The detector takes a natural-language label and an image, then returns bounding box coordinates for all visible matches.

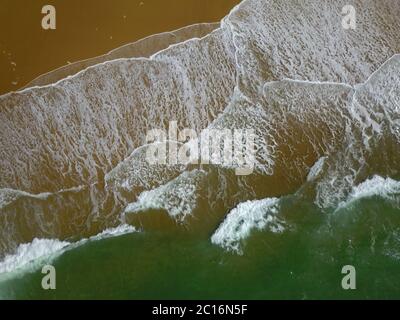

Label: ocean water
[1,0,400,299]
[1,194,399,299]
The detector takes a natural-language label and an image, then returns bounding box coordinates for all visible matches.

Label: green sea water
[0,196,399,300]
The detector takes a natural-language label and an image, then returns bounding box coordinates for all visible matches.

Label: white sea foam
[105,141,185,199]
[225,0,400,96]
[337,176,400,211]
[307,157,327,182]
[0,186,84,210]
[124,170,207,221]
[0,224,136,276]
[312,55,400,209]
[24,23,219,89]
[0,239,70,275]
[0,26,236,194]
[89,224,136,240]
[211,198,286,253]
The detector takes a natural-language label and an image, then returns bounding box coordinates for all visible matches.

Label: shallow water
[1,196,399,299]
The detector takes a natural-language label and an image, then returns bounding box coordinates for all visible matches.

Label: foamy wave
[211,198,286,253]
[337,176,400,211]
[124,170,207,221]
[0,225,136,276]
[89,224,136,240]
[0,239,70,275]
[105,141,185,200]
[307,157,327,182]
[0,186,84,210]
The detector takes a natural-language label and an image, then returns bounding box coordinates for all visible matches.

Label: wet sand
[0,0,240,95]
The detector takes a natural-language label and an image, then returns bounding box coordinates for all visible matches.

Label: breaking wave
[211,198,286,253]
[337,175,400,211]
[1,0,400,268]
[0,224,135,276]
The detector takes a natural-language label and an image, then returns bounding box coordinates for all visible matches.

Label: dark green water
[1,195,399,300]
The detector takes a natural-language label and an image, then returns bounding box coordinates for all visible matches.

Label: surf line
[152,304,186,318]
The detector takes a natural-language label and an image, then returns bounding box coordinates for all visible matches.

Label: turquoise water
[1,196,399,300]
